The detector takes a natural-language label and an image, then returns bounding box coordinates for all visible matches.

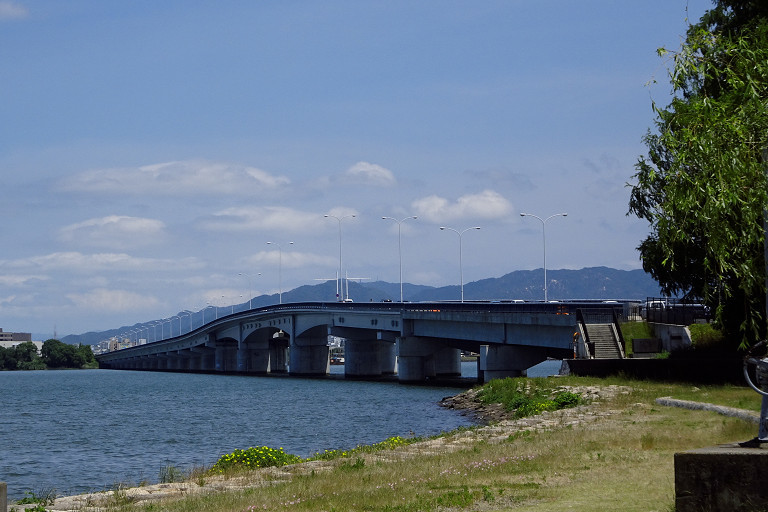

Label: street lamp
[179,311,192,335]
[267,241,294,304]
[439,226,481,303]
[324,214,356,301]
[520,212,568,302]
[239,272,261,309]
[382,216,417,302]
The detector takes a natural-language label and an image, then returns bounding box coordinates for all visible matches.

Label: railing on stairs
[576,308,625,359]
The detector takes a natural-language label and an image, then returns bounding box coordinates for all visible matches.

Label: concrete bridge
[96,301,622,383]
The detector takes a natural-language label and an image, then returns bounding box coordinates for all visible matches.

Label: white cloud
[0,1,27,20]
[66,288,162,312]
[411,190,513,223]
[2,252,203,273]
[58,215,166,249]
[248,249,336,269]
[0,274,47,286]
[202,206,326,233]
[344,162,396,187]
[61,159,290,196]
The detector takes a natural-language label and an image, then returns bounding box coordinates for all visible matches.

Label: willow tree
[629,1,768,348]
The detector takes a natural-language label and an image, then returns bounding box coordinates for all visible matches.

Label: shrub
[477,378,584,419]
[210,446,302,474]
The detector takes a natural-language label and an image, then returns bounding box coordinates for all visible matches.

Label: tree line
[0,339,97,370]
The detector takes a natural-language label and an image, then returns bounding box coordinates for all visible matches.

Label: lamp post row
[148,211,567,342]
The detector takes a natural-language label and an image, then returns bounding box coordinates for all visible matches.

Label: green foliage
[620,321,654,342]
[688,323,726,350]
[0,339,96,370]
[159,464,185,483]
[628,1,768,349]
[210,446,301,474]
[16,489,56,507]
[41,339,96,368]
[477,378,585,419]
[307,435,421,462]
[1,342,46,370]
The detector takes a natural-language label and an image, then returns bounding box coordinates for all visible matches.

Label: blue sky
[1,1,712,337]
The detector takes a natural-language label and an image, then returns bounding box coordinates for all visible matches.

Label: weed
[339,457,366,471]
[159,464,185,483]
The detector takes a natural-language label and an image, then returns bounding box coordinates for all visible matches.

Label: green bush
[210,446,301,474]
[477,378,584,419]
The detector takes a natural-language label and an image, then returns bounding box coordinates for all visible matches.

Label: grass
[69,375,760,512]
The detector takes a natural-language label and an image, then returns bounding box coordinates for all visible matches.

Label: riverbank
[10,377,761,511]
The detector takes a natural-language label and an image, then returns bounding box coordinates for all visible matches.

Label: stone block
[675,443,768,511]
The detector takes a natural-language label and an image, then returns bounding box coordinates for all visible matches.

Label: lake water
[0,368,474,500]
[0,360,561,500]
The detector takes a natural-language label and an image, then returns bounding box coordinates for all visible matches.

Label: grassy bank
[43,376,761,512]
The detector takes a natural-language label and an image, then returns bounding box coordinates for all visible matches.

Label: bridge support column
[381,341,397,375]
[290,329,329,376]
[344,339,396,378]
[237,342,270,374]
[479,344,547,382]
[270,339,289,373]
[215,343,238,372]
[434,348,461,377]
[397,337,460,383]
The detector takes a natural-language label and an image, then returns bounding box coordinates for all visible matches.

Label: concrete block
[675,443,768,511]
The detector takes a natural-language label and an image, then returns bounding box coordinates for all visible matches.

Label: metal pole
[520,212,567,301]
[325,214,355,301]
[267,242,293,304]
[383,216,417,302]
[440,226,480,303]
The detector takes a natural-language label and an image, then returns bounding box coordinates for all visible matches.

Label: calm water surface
[0,368,478,499]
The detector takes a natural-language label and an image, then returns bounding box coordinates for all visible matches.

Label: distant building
[0,328,32,347]
[0,328,42,353]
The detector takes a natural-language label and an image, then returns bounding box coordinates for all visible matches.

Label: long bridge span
[96,301,623,383]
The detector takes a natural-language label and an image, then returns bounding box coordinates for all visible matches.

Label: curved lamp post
[267,241,294,304]
[324,214,356,301]
[382,216,417,302]
[239,272,261,309]
[520,212,567,302]
[439,226,481,303]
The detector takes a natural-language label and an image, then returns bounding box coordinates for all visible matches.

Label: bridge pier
[215,341,238,372]
[396,336,461,383]
[479,344,547,382]
[344,338,397,378]
[270,338,289,373]
[237,342,271,374]
[290,326,329,376]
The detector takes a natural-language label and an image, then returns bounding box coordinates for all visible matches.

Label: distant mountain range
[63,266,661,346]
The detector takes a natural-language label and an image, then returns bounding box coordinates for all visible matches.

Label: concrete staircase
[587,323,623,359]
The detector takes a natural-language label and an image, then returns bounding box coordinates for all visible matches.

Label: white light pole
[267,241,294,304]
[439,226,481,303]
[382,216,417,302]
[239,272,261,309]
[520,212,568,302]
[179,311,192,334]
[324,214,356,301]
